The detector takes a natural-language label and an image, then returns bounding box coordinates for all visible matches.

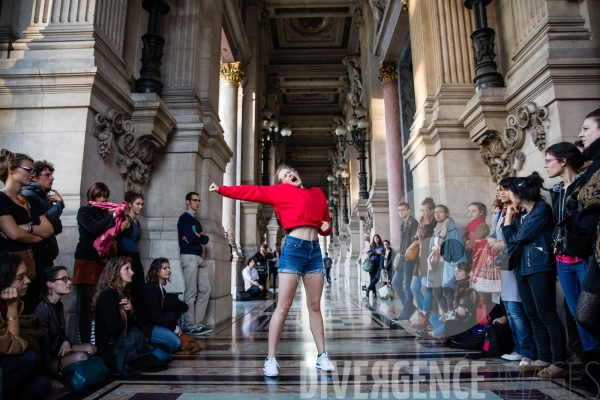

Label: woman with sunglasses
[35,266,97,388]
[0,149,54,313]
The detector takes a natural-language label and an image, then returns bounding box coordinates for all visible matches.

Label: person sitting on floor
[134,258,184,353]
[35,266,97,389]
[242,257,267,299]
[0,252,51,400]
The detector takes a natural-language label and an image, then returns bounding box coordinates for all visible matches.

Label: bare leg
[268,273,300,357]
[302,273,325,354]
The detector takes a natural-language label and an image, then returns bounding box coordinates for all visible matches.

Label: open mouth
[291,177,298,183]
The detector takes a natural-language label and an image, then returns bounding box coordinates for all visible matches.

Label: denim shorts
[277,235,324,276]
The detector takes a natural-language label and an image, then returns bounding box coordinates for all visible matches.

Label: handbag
[10,248,36,280]
[58,355,110,391]
[405,241,420,261]
[494,248,508,269]
[361,260,374,272]
[471,240,501,293]
[378,282,393,300]
[255,265,268,275]
[178,332,204,355]
[392,253,403,272]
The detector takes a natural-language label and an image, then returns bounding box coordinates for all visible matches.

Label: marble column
[219,62,244,244]
[379,63,404,251]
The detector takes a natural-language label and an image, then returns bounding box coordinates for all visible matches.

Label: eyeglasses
[52,276,72,283]
[544,158,561,165]
[398,208,408,212]
[16,165,33,173]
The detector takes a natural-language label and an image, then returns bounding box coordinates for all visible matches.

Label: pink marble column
[379,63,404,249]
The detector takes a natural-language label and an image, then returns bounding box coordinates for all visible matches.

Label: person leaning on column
[177,192,212,337]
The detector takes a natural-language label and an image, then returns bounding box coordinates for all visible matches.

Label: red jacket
[218,184,332,236]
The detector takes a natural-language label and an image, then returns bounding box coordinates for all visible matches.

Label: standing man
[322,253,333,286]
[178,192,212,336]
[252,244,271,287]
[391,202,419,323]
[22,160,64,269]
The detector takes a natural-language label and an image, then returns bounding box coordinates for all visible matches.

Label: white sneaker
[501,353,523,361]
[316,352,336,371]
[264,357,279,377]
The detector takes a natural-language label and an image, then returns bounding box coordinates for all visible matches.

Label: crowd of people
[0,107,598,395]
[359,108,600,390]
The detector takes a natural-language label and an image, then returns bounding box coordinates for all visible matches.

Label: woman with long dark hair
[503,172,567,378]
[93,256,168,374]
[73,182,117,343]
[210,165,333,377]
[363,234,384,300]
[35,266,97,387]
[118,191,145,297]
[0,149,54,312]
[0,252,51,399]
[463,202,490,263]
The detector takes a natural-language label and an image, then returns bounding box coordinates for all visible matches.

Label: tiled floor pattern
[53,280,595,399]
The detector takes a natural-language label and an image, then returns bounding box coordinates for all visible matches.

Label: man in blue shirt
[178,192,212,336]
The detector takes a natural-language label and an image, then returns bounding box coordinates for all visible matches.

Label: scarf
[466,216,486,240]
[433,217,450,238]
[416,215,434,244]
[89,201,128,257]
[453,278,470,309]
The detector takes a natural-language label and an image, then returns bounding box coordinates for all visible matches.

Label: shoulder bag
[404,241,420,261]
[361,260,374,272]
[58,355,110,392]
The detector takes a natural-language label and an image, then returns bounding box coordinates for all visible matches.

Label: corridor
[54,280,588,400]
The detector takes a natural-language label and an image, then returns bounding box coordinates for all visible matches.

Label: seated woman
[35,266,97,388]
[0,252,51,400]
[242,257,267,299]
[134,258,184,360]
[416,262,473,339]
[93,256,168,374]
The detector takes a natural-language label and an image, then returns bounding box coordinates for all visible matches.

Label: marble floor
[52,279,596,400]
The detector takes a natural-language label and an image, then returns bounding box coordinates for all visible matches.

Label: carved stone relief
[92,109,162,195]
[342,54,363,109]
[353,0,367,29]
[478,102,550,182]
[258,0,270,31]
[361,210,373,237]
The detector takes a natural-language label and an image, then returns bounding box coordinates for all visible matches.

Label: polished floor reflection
[53,279,593,399]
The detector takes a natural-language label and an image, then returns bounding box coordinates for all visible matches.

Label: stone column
[219,62,244,245]
[379,63,404,251]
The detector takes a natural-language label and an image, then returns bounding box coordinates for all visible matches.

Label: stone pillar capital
[220,62,245,87]
[378,62,398,84]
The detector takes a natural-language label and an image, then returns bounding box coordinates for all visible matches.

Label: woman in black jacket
[363,234,384,299]
[73,182,117,343]
[35,266,97,387]
[502,172,567,379]
[93,256,167,373]
[134,258,184,360]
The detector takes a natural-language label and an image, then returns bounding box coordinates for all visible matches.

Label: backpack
[483,323,513,356]
[236,291,252,301]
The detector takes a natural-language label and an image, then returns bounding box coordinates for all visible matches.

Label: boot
[412,312,430,329]
[565,350,600,395]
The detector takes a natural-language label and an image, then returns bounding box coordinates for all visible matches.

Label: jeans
[418,282,435,313]
[503,300,535,359]
[150,326,181,362]
[429,313,446,337]
[325,267,331,284]
[392,260,416,318]
[432,286,448,313]
[0,350,51,400]
[517,271,567,365]
[367,266,381,293]
[557,259,600,351]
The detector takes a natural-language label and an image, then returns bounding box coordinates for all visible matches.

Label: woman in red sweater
[209,165,334,377]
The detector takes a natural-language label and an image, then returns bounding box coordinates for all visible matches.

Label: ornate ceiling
[262,1,359,192]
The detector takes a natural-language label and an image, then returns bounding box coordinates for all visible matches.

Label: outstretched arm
[209,183,281,205]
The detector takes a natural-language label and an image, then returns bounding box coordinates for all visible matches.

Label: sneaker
[264,357,279,377]
[192,324,213,336]
[316,352,336,371]
[501,353,523,361]
[183,326,201,335]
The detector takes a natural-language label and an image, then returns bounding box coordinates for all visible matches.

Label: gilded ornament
[219,62,245,84]
[378,62,398,83]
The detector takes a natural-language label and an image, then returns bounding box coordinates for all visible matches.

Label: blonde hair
[274,164,297,183]
[91,256,131,312]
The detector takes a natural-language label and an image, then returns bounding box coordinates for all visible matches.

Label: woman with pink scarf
[463,202,490,264]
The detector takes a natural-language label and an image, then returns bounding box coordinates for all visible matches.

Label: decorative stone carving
[339,75,351,110]
[478,102,550,182]
[267,74,281,95]
[92,109,161,194]
[378,62,398,83]
[258,0,270,31]
[368,0,386,25]
[353,0,367,29]
[361,210,373,237]
[219,62,245,85]
[342,54,363,108]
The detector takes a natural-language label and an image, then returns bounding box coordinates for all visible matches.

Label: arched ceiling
[262,1,359,192]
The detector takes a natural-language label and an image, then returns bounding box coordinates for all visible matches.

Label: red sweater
[218,184,332,236]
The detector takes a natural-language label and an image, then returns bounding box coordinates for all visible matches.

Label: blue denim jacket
[501,201,555,279]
